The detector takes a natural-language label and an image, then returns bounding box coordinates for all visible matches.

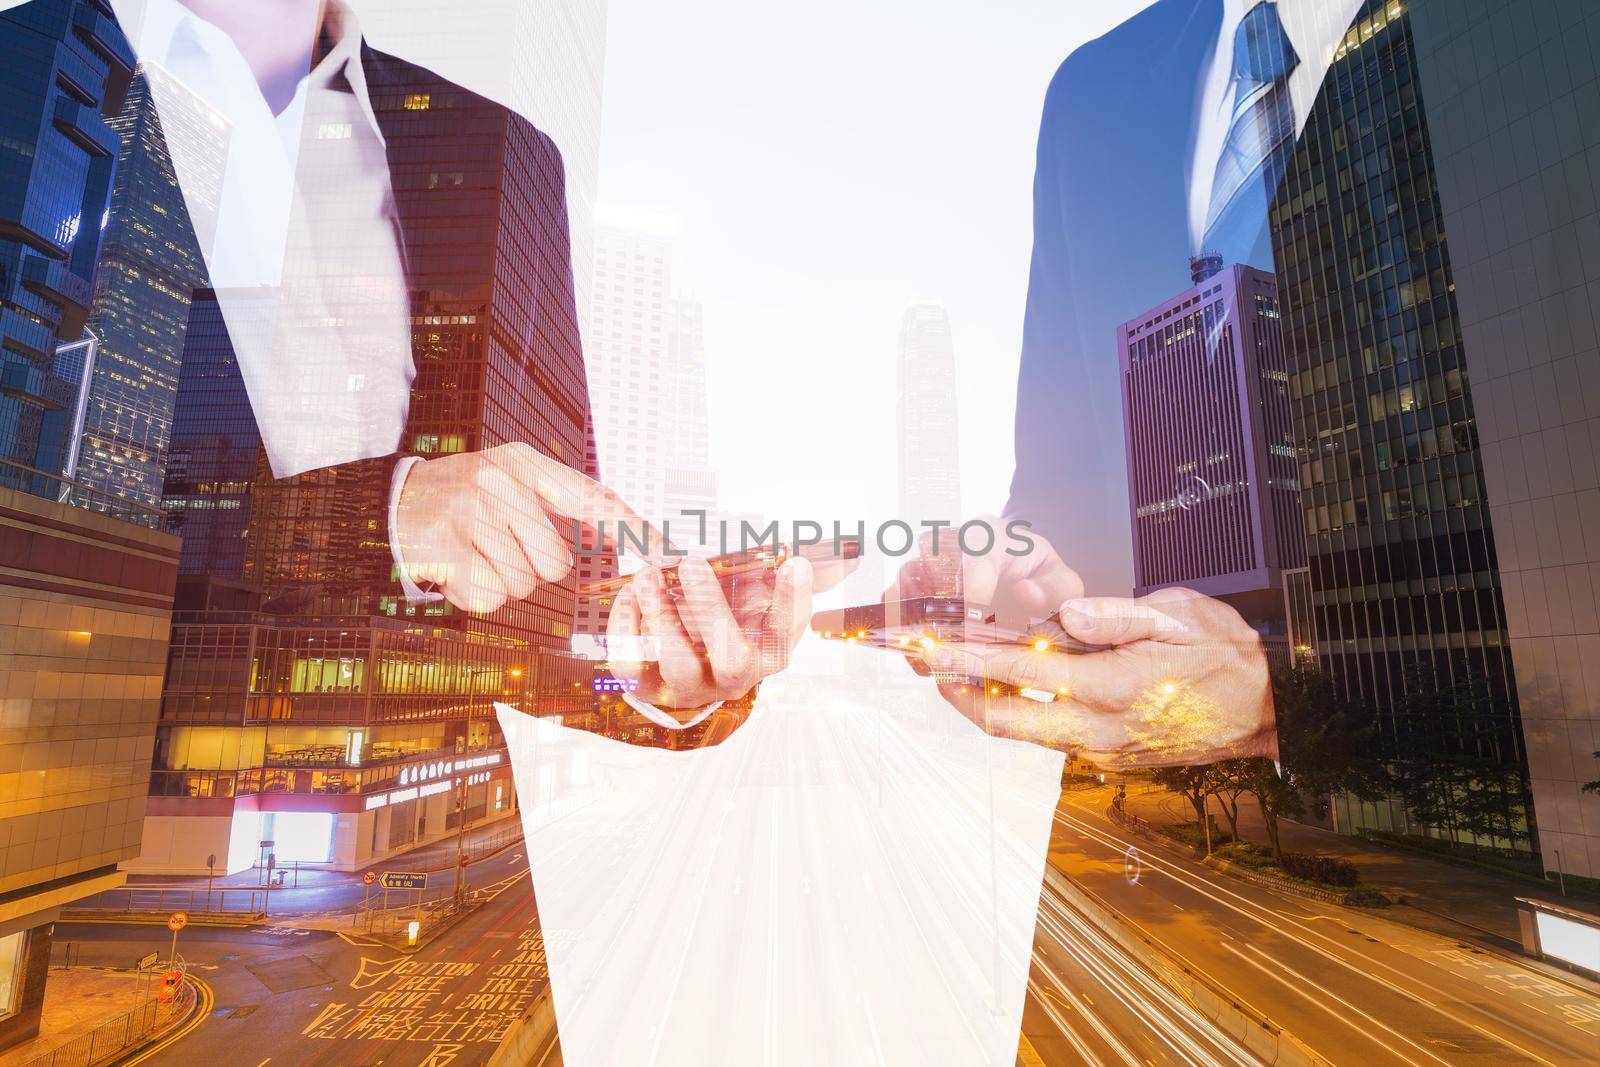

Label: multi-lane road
[1016,788,1600,1066]
[52,784,1600,1065]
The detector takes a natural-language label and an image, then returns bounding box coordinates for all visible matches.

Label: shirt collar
[306,0,386,151]
[112,0,384,148]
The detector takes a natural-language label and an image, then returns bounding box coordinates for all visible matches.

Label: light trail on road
[1034,795,1597,1067]
[1026,869,1261,1067]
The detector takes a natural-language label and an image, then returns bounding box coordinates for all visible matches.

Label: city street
[57,843,555,1067]
[42,781,1597,1066]
[1015,787,1600,1066]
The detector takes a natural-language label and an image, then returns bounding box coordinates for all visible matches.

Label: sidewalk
[1108,783,1599,946]
[0,968,152,1067]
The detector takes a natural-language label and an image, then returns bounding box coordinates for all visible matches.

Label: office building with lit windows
[132,54,603,874]
[1120,261,1304,642]
[69,64,224,523]
[0,0,133,499]
[1406,0,1600,876]
[1269,0,1530,842]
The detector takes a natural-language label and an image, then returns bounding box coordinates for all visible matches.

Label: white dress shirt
[1186,0,1368,253]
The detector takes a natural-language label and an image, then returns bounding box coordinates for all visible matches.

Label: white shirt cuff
[620,691,722,731]
[389,455,445,605]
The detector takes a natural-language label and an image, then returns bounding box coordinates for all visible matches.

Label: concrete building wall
[0,484,176,1044]
[1410,0,1600,877]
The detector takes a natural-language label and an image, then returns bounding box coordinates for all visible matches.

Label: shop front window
[0,930,26,1020]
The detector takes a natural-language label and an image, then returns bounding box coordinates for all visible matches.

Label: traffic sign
[167,912,187,932]
[379,872,426,891]
[362,870,377,885]
[137,951,158,970]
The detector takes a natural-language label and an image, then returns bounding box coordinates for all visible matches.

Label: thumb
[1057,597,1184,647]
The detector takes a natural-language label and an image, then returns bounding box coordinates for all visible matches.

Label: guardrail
[74,885,270,918]
[20,967,192,1067]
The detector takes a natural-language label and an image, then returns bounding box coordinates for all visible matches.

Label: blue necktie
[1202,2,1300,249]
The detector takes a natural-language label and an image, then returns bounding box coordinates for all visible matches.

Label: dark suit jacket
[132,34,597,615]
[1006,0,1297,595]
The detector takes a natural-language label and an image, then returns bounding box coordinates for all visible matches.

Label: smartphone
[811,597,1107,700]
[579,536,863,598]
[811,597,1105,653]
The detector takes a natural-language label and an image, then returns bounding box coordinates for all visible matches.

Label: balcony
[51,94,119,157]
[20,249,92,312]
[71,2,136,74]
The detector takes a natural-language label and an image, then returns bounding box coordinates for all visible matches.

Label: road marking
[122,973,214,1064]
[1016,1032,1047,1066]
[1221,940,1443,1067]
[1055,804,1576,1067]
[337,932,384,948]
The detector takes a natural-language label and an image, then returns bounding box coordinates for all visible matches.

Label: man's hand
[889,527,1276,767]
[605,556,814,715]
[394,441,660,614]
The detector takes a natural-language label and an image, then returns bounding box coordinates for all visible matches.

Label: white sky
[595,0,1146,528]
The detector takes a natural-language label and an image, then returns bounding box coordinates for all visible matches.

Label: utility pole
[452,773,468,909]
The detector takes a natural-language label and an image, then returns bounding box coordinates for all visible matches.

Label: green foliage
[1279,851,1359,887]
[1341,886,1392,908]
[1391,664,1533,852]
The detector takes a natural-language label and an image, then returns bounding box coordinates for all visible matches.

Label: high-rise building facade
[1119,262,1304,636]
[161,289,257,579]
[895,301,962,598]
[1407,0,1600,876]
[575,219,718,643]
[70,64,224,522]
[1270,0,1530,839]
[0,485,178,1049]
[896,302,962,529]
[137,51,604,874]
[0,0,133,498]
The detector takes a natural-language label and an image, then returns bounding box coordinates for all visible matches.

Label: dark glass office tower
[1270,0,1530,842]
[71,66,224,522]
[243,73,590,656]
[142,59,597,876]
[162,289,259,579]
[0,0,133,497]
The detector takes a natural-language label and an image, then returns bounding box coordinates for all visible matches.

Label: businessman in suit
[98,0,802,730]
[898,0,1371,766]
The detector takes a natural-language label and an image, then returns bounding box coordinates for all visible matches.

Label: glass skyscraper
[161,289,258,579]
[1270,0,1530,839]
[71,64,224,523]
[140,48,605,876]
[0,0,133,499]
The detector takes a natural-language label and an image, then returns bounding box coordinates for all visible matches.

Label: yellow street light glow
[508,668,523,678]
[1162,683,1178,696]
[73,630,93,638]
[1031,637,1051,652]
[918,635,939,651]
